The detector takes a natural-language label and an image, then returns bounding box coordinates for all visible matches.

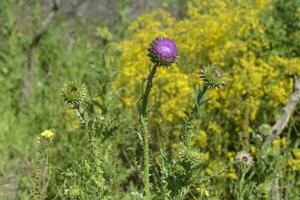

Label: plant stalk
[140,65,158,117]
[183,84,208,145]
[139,64,158,200]
[141,116,151,200]
[189,84,208,122]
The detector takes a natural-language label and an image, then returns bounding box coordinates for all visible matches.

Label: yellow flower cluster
[272,137,288,149]
[288,148,300,171]
[38,129,55,142]
[114,0,297,152]
[221,171,238,180]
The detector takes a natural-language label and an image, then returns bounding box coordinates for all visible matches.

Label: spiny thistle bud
[236,151,254,167]
[179,147,204,169]
[147,37,177,67]
[61,82,87,108]
[200,65,225,88]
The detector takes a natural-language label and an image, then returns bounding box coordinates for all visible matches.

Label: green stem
[183,84,208,145]
[141,116,151,200]
[140,65,158,117]
[74,104,94,153]
[74,104,87,129]
[189,84,208,122]
[139,64,158,200]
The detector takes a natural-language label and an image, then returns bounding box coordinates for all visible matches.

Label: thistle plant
[230,151,255,200]
[230,138,287,199]
[60,82,120,199]
[136,63,224,200]
[183,65,224,145]
[138,37,177,200]
[136,37,217,200]
[153,65,225,199]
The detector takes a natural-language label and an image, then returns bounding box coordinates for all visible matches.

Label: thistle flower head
[200,65,225,88]
[61,82,87,108]
[236,151,254,167]
[147,37,177,67]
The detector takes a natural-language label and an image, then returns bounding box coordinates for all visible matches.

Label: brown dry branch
[263,76,300,149]
[20,0,59,107]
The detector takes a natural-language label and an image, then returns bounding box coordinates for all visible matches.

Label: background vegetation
[0,0,299,199]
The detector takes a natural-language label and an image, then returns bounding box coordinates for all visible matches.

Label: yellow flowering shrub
[114,0,297,152]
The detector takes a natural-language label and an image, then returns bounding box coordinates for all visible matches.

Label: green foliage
[261,0,300,56]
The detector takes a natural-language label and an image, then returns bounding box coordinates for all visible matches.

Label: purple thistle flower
[147,37,177,67]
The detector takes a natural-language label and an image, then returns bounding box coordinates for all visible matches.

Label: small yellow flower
[281,137,288,148]
[293,149,300,159]
[38,129,55,142]
[204,152,210,160]
[250,146,256,154]
[226,172,238,180]
[221,171,237,180]
[197,188,210,197]
[206,168,213,175]
[227,151,235,159]
[272,138,281,149]
[272,137,288,149]
[208,121,221,133]
[288,159,300,171]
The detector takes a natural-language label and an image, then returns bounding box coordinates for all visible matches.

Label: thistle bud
[61,82,87,108]
[147,37,177,67]
[179,147,204,169]
[236,151,254,167]
[200,65,224,88]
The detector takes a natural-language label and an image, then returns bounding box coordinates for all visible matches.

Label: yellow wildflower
[38,129,55,142]
[293,149,300,159]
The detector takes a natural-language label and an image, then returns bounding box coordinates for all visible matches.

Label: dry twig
[263,76,300,148]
